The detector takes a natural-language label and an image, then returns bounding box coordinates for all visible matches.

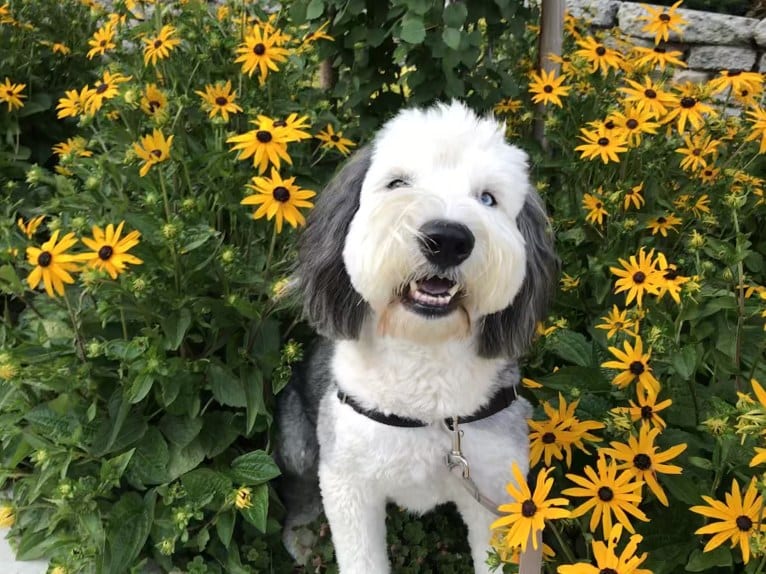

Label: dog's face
[297,102,557,358]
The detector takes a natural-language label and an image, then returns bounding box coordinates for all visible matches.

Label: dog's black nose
[419,220,475,269]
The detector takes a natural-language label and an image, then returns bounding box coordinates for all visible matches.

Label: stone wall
[566,0,766,81]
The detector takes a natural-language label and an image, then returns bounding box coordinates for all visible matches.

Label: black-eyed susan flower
[614,387,673,431]
[140,83,168,118]
[676,132,720,172]
[25,231,83,297]
[631,45,686,70]
[663,91,716,134]
[227,115,295,174]
[557,524,651,574]
[315,124,356,156]
[575,125,628,164]
[0,77,26,111]
[529,418,576,468]
[639,0,686,43]
[656,253,689,303]
[733,82,763,109]
[234,25,289,84]
[86,22,116,59]
[610,248,662,307]
[602,336,661,397]
[697,165,720,184]
[623,183,645,211]
[602,425,686,506]
[582,193,608,225]
[234,486,252,509]
[143,25,181,66]
[521,377,543,389]
[619,76,676,119]
[611,105,660,147]
[563,455,648,538]
[708,69,764,96]
[745,106,766,153]
[241,168,316,233]
[85,71,131,115]
[56,86,95,119]
[52,136,93,159]
[494,98,523,115]
[646,213,682,237]
[301,20,334,46]
[133,129,173,177]
[596,305,637,339]
[0,504,14,528]
[560,272,581,292]
[195,80,243,122]
[17,215,45,239]
[80,222,143,279]
[690,477,765,564]
[574,36,622,75]
[491,464,570,552]
[528,68,571,107]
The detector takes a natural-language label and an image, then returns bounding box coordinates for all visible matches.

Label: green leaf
[230,450,281,485]
[242,370,265,434]
[306,0,324,20]
[200,411,241,458]
[687,456,713,470]
[239,483,269,532]
[400,16,426,44]
[216,510,236,548]
[160,415,203,448]
[443,3,468,27]
[0,264,24,295]
[166,438,207,482]
[208,363,246,407]
[128,427,169,485]
[127,371,154,404]
[182,468,232,507]
[100,449,136,483]
[685,546,732,571]
[442,28,461,50]
[161,308,192,351]
[104,492,155,574]
[670,345,697,380]
[546,329,593,367]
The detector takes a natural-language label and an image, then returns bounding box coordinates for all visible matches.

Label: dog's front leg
[319,464,390,574]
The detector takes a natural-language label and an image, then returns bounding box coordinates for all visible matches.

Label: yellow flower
[603,336,661,397]
[143,25,181,66]
[630,45,686,70]
[301,20,334,46]
[610,248,662,307]
[610,106,660,147]
[228,115,295,174]
[675,132,720,171]
[619,76,677,119]
[623,183,645,211]
[602,425,686,506]
[560,272,580,292]
[241,168,316,233]
[596,305,637,339]
[56,86,96,119]
[25,231,83,297]
[528,68,570,107]
[140,83,168,118]
[708,69,764,96]
[582,193,608,225]
[491,464,570,552]
[574,36,622,75]
[52,136,93,159]
[17,215,45,239]
[639,0,686,43]
[494,98,523,115]
[575,125,628,164]
[315,124,356,155]
[656,254,690,304]
[234,487,252,509]
[521,377,543,389]
[646,213,682,237]
[133,129,173,177]
[0,77,26,111]
[557,524,651,574]
[80,222,143,279]
[690,477,765,564]
[0,504,14,528]
[86,22,116,59]
[195,80,243,122]
[234,25,289,84]
[613,387,673,431]
[746,106,766,153]
[563,455,649,538]
[663,91,716,134]
[85,71,131,115]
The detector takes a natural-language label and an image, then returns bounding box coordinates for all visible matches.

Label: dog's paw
[282,523,318,566]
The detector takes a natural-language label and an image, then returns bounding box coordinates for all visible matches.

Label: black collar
[336,385,518,429]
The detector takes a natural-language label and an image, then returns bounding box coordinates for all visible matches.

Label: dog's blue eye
[479,191,497,207]
[386,178,408,190]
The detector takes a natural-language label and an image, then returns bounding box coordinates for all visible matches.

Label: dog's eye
[479,191,497,207]
[386,178,409,190]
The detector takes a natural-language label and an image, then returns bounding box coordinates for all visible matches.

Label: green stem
[63,292,86,362]
[732,208,746,391]
[263,225,278,275]
[754,553,766,574]
[159,168,172,222]
[548,521,576,564]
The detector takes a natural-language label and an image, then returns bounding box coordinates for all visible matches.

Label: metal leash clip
[444,416,470,479]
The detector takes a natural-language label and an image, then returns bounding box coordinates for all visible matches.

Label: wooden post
[534,0,565,146]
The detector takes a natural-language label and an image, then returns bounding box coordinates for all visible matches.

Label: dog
[275,101,557,574]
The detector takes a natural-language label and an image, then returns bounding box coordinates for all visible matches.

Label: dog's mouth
[401,276,463,317]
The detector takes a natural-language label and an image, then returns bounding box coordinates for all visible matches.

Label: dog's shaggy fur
[276,102,557,574]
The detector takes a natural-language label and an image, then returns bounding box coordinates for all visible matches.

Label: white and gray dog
[276,101,557,574]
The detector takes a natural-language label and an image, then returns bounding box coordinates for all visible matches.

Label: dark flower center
[100,40,107,46]
[256,130,272,143]
[215,96,228,106]
[98,245,113,261]
[595,46,606,56]
[273,120,287,127]
[737,515,754,531]
[704,169,713,176]
[600,569,618,574]
[741,89,750,97]
[521,499,537,518]
[664,268,678,280]
[543,85,553,93]
[597,137,610,146]
[692,148,701,156]
[728,69,743,77]
[626,119,639,129]
[542,432,556,444]
[659,13,671,21]
[633,453,652,470]
[595,201,603,209]
[640,405,653,419]
[597,486,614,502]
[604,120,616,129]
[654,47,667,54]
[629,360,645,375]
[148,100,161,112]
[96,83,109,94]
[151,148,163,158]
[680,96,696,108]
[657,216,667,224]
[253,43,266,55]
[330,134,340,142]
[644,88,657,99]
[633,271,646,284]
[154,39,163,48]
[37,251,52,267]
[272,186,290,202]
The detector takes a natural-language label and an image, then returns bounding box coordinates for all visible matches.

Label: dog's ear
[478,189,559,359]
[294,147,372,339]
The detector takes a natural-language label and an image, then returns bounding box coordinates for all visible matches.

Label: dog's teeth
[448,283,460,296]
[409,280,419,294]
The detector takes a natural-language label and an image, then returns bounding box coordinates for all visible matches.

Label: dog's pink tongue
[417,277,453,295]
